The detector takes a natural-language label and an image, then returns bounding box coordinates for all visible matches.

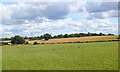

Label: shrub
[73,42,78,43]
[117,37,120,39]
[56,43,61,44]
[68,42,73,43]
[77,41,80,43]
[25,42,29,44]
[2,42,8,45]
[41,43,45,44]
[33,42,38,45]
[11,35,25,44]
[51,43,54,44]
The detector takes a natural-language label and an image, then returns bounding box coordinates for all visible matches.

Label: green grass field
[2,41,118,70]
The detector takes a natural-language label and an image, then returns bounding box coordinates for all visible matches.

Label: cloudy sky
[0,0,118,38]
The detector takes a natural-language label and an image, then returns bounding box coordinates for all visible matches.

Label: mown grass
[2,41,118,70]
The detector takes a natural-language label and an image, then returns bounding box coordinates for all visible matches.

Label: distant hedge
[1,32,114,41]
[33,42,39,45]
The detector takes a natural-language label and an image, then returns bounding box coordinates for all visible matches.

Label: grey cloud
[85,2,118,19]
[10,2,71,20]
[2,18,25,25]
[86,10,118,19]
[86,12,105,19]
[1,2,73,25]
[86,2,118,13]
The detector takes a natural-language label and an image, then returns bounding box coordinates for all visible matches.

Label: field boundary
[1,40,119,46]
[1,70,119,72]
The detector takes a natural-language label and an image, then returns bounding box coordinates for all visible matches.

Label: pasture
[2,41,118,70]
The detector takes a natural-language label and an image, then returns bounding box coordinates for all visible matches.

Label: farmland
[1,1,119,71]
[2,41,118,70]
[28,35,118,44]
[2,35,119,44]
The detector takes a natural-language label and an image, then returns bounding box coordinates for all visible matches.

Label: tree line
[1,32,114,41]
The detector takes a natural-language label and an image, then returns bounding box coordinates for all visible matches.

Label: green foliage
[2,42,9,45]
[24,36,29,39]
[57,34,64,38]
[77,41,80,43]
[64,34,69,38]
[43,33,52,40]
[25,42,29,44]
[99,32,103,36]
[67,42,73,43]
[108,33,114,35]
[2,37,11,41]
[11,35,25,44]
[117,35,120,39]
[69,34,75,37]
[41,43,45,44]
[88,32,91,36]
[33,42,38,45]
[1,32,113,41]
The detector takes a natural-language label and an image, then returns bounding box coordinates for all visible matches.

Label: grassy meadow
[2,41,118,70]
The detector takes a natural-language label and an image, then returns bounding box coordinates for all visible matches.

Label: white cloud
[0,2,118,37]
[1,17,118,37]
[1,0,119,2]
[85,2,118,19]
[1,2,86,25]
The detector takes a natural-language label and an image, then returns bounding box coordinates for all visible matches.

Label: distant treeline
[1,32,114,41]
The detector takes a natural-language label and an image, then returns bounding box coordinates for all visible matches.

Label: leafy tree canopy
[11,35,25,44]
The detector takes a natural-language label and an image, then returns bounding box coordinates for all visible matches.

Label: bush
[117,37,120,39]
[73,42,78,43]
[25,42,29,44]
[56,43,61,44]
[41,43,45,44]
[77,41,80,43]
[11,35,25,44]
[33,42,38,45]
[51,43,54,44]
[2,42,8,45]
[68,42,73,43]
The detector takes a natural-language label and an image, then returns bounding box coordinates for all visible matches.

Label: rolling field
[27,35,119,44]
[2,35,119,44]
[2,41,118,70]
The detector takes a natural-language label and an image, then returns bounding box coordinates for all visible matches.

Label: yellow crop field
[27,35,119,44]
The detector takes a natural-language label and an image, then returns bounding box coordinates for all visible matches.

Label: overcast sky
[0,0,118,37]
